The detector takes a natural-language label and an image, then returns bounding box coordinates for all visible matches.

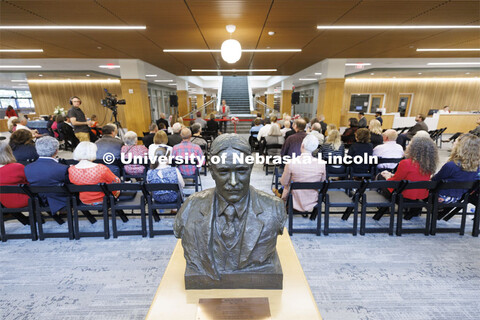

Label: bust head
[209,134,252,203]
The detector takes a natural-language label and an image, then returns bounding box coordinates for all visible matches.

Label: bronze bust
[174,134,287,289]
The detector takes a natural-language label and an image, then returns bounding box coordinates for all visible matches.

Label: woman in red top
[381,136,439,200]
[5,105,18,118]
[68,142,120,205]
[0,141,29,208]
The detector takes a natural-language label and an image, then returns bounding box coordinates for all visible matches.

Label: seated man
[281,118,307,158]
[143,123,158,148]
[194,112,207,129]
[168,123,183,147]
[373,129,404,170]
[309,122,324,145]
[95,124,124,176]
[396,114,428,149]
[156,112,169,131]
[172,128,204,176]
[190,123,207,149]
[24,136,69,216]
[280,134,326,219]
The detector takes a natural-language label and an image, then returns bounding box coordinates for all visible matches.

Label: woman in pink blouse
[121,131,148,176]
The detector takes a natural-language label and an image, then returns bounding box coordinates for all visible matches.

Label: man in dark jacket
[396,114,428,149]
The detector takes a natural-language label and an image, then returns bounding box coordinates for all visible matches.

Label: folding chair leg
[111,205,118,239]
[148,203,155,238]
[141,203,147,238]
[152,209,160,222]
[424,207,431,236]
[396,202,403,236]
[51,212,65,225]
[0,212,5,242]
[74,205,80,240]
[360,204,366,236]
[36,206,45,241]
[473,208,480,237]
[29,204,37,241]
[67,206,74,240]
[103,204,109,239]
[460,207,467,236]
[431,205,438,235]
[316,201,322,237]
[324,205,329,236]
[12,212,29,225]
[116,210,129,223]
[389,204,395,236]
[82,210,97,224]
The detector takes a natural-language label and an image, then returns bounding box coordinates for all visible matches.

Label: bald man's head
[383,129,398,142]
[180,128,192,140]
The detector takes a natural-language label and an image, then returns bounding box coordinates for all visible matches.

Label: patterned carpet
[1,147,480,320]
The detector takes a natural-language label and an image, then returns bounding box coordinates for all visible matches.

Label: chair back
[326,180,362,191]
[66,183,108,194]
[143,183,184,205]
[434,180,477,192]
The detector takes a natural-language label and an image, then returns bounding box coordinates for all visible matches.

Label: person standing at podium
[219,99,230,133]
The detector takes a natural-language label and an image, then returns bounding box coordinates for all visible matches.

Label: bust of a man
[174,134,286,289]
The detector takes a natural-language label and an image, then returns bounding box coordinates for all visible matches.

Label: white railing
[247,77,254,112]
[216,77,223,112]
[181,98,217,119]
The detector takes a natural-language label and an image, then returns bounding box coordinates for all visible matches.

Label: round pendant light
[221,39,242,64]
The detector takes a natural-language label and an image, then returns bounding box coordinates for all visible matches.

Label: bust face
[210,148,252,203]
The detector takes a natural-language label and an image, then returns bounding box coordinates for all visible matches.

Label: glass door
[398,94,413,117]
[370,95,384,113]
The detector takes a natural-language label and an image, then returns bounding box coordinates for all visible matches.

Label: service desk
[146,229,322,320]
[437,114,479,134]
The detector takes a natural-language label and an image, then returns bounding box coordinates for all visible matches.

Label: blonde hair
[448,133,480,172]
[153,130,168,145]
[369,119,382,135]
[326,129,342,150]
[326,123,337,136]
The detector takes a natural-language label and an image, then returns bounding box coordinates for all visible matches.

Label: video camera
[101,88,126,110]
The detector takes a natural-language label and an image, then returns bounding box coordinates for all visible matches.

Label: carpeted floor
[1,140,480,320]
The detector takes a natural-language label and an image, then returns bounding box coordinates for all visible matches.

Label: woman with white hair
[121,131,148,176]
[279,134,326,219]
[68,142,120,205]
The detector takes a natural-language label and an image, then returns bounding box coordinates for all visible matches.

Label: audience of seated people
[357,112,367,128]
[257,116,277,142]
[68,142,121,205]
[121,131,148,176]
[369,119,384,149]
[347,128,374,175]
[432,133,480,203]
[193,112,207,129]
[156,113,169,131]
[0,141,30,211]
[341,118,359,148]
[148,130,172,160]
[142,123,158,148]
[251,113,265,127]
[373,129,404,170]
[250,118,263,138]
[171,128,204,176]
[190,123,207,149]
[280,134,326,219]
[280,118,293,137]
[309,122,324,145]
[24,136,69,215]
[396,114,428,149]
[9,129,39,163]
[281,118,307,158]
[206,113,220,136]
[95,124,123,176]
[168,123,183,147]
[146,147,185,203]
[264,122,285,156]
[55,115,79,148]
[315,130,345,175]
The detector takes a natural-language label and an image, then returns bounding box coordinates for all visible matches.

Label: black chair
[263,143,283,175]
[67,184,110,239]
[326,164,349,180]
[144,183,184,237]
[430,180,478,236]
[249,131,260,151]
[198,143,208,176]
[122,164,148,182]
[374,158,403,175]
[25,185,74,240]
[59,159,79,166]
[272,165,284,190]
[323,180,363,235]
[286,182,327,236]
[179,162,202,194]
[0,185,37,242]
[349,165,375,180]
[395,180,438,236]
[359,180,402,236]
[106,183,147,238]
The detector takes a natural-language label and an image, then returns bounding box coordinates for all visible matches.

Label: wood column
[266,94,274,113]
[177,90,188,117]
[317,79,345,127]
[281,90,292,116]
[119,79,151,134]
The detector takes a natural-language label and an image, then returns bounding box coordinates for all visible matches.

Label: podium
[146,229,322,320]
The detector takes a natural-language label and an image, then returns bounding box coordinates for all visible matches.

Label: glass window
[16,90,32,98]
[349,94,370,112]
[0,90,16,98]
[0,98,17,108]
[16,99,32,108]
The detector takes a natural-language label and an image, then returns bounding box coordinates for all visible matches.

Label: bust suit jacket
[174,186,286,281]
[219,105,230,118]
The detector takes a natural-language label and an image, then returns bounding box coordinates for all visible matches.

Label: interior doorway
[398,94,413,117]
[370,95,384,113]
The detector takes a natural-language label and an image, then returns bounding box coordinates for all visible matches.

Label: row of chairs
[0,182,184,242]
[286,179,479,237]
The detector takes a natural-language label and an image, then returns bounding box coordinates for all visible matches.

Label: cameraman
[67,96,92,142]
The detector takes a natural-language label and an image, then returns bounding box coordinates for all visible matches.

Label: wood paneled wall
[342,79,480,118]
[28,80,126,126]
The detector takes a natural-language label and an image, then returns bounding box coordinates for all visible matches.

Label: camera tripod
[109,106,125,139]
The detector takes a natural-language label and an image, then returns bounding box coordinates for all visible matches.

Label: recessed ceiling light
[146,74,158,77]
[299,78,317,81]
[268,31,275,36]
[417,48,480,52]
[418,72,422,75]
[154,80,174,82]
[0,65,42,69]
[0,25,146,30]
[427,62,480,66]
[370,73,375,75]
[38,74,43,77]
[168,83,177,86]
[314,73,322,75]
[345,63,371,66]
[164,49,300,53]
[99,65,120,69]
[317,25,480,30]
[0,49,43,52]
[466,72,471,74]
[192,69,277,72]
[11,79,28,82]
[86,74,90,77]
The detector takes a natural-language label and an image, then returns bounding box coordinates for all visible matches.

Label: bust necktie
[221,205,236,249]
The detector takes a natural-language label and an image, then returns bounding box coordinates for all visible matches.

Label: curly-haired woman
[8,129,39,163]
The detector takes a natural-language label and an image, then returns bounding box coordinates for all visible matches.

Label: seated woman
[264,123,285,156]
[250,118,263,138]
[368,119,383,149]
[280,135,326,219]
[148,130,172,161]
[381,136,438,201]
[348,128,373,174]
[146,147,185,203]
[9,129,39,163]
[68,142,121,205]
[432,133,480,203]
[206,113,220,137]
[56,115,79,148]
[316,129,345,174]
[341,118,359,148]
[121,131,148,176]
[0,141,29,213]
